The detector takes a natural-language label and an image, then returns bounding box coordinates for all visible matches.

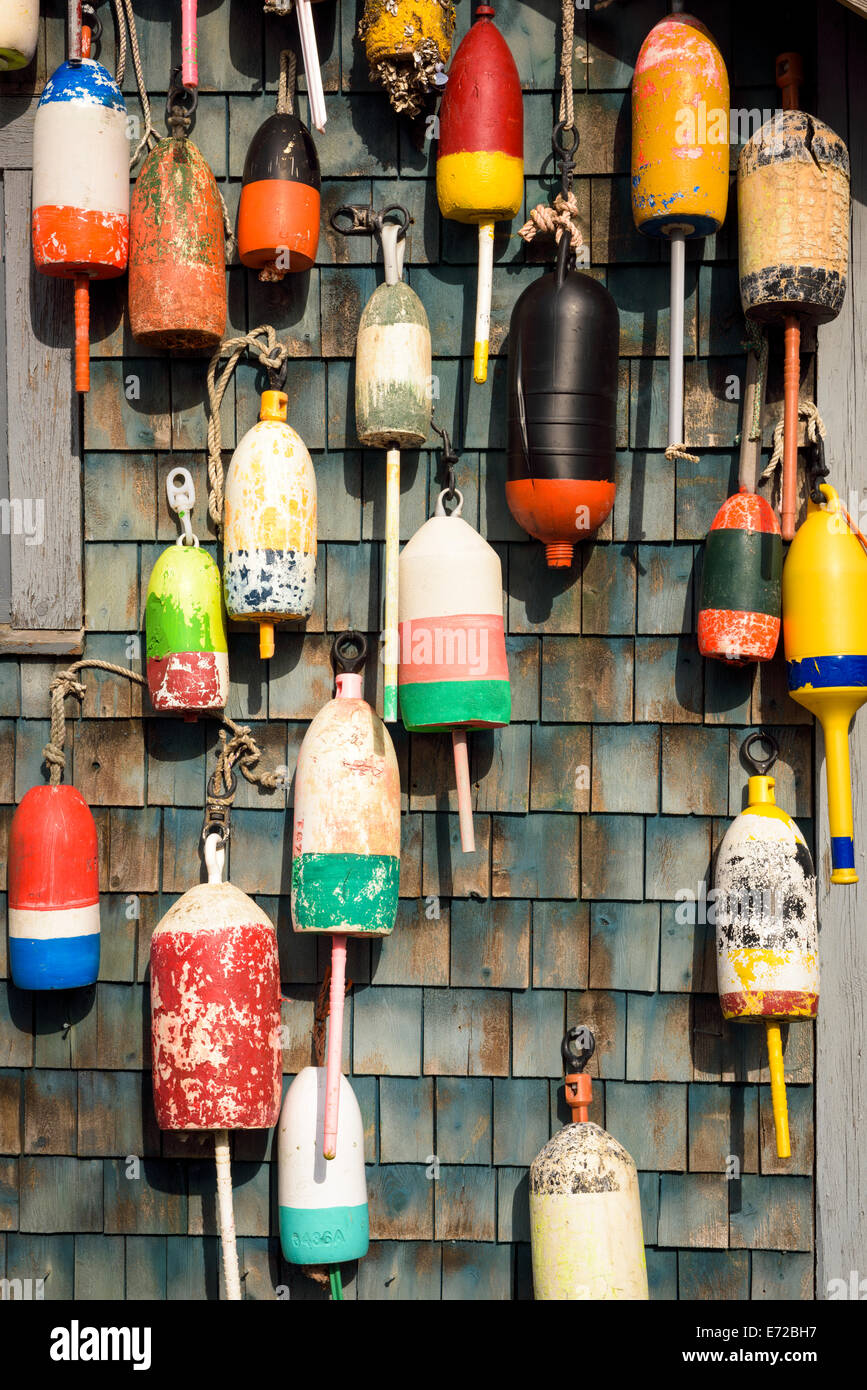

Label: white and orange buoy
[398,486,510,853]
[714,733,818,1158]
[149,831,282,1298]
[8,784,100,991]
[32,16,129,392]
[292,631,401,1158]
[278,1067,369,1297]
[530,1027,649,1300]
[0,0,38,70]
[222,386,317,660]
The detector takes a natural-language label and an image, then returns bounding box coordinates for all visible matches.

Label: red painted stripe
[708,487,781,535]
[32,206,128,278]
[437,15,523,160]
[238,179,320,273]
[697,608,780,663]
[720,990,818,1019]
[148,652,226,713]
[398,614,508,685]
[506,477,616,542]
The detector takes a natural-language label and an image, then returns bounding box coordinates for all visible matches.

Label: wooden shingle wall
[0,0,820,1299]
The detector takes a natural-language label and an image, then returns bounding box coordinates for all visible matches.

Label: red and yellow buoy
[32,20,129,392]
[436,4,523,383]
[632,12,729,452]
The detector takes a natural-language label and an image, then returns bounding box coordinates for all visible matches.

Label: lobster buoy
[238,105,320,278]
[150,832,282,1299]
[292,631,400,1157]
[715,733,818,1158]
[436,4,523,384]
[697,488,782,664]
[738,55,849,539]
[355,216,431,722]
[128,96,226,350]
[399,487,510,853]
[223,387,317,660]
[506,237,620,567]
[278,1068,369,1277]
[530,1028,649,1301]
[32,22,129,392]
[359,0,454,119]
[0,0,38,70]
[783,483,867,885]
[8,785,100,991]
[145,468,228,716]
[632,14,729,452]
[149,854,282,1132]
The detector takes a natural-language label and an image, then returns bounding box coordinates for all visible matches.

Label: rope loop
[759,400,827,514]
[112,0,160,167]
[206,328,292,527]
[518,190,584,253]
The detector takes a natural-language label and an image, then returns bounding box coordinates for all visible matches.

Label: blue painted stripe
[279,1202,369,1265]
[40,60,126,112]
[831,836,856,871]
[787,653,867,692]
[9,934,100,991]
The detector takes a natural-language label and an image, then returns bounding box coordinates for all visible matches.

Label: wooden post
[816,0,867,1300]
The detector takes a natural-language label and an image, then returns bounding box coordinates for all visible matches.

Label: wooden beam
[816,0,867,1300]
[4,169,82,632]
[0,626,84,655]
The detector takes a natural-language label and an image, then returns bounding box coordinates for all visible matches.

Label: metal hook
[81,4,102,43]
[329,203,410,242]
[552,119,579,195]
[431,418,459,500]
[333,630,368,673]
[808,433,830,505]
[166,66,198,135]
[267,356,288,391]
[166,467,198,547]
[562,1025,596,1075]
[743,730,779,776]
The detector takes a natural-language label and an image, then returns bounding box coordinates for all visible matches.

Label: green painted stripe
[399,678,511,732]
[279,1203,369,1265]
[292,853,399,934]
[145,546,228,659]
[699,528,782,616]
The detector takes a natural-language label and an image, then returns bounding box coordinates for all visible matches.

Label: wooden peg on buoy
[398,467,510,854]
[738,54,850,540]
[436,5,523,384]
[632,9,729,454]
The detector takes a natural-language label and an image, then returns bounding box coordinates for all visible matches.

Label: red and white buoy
[149,832,282,1297]
[292,631,401,1158]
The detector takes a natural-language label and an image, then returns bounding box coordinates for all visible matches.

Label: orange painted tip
[545,542,574,568]
[565,1071,592,1124]
[260,390,288,423]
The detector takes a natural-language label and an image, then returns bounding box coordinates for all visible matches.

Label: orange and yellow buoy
[436,4,523,384]
[632,13,729,451]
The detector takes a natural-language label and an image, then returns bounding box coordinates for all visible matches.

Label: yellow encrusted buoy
[359,0,454,119]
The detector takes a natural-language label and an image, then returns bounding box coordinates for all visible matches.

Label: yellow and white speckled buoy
[529,1027,649,1301]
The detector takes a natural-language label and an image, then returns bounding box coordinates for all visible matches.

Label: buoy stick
[782,314,800,541]
[296,0,327,134]
[259,621,275,661]
[323,934,347,1160]
[384,447,400,723]
[181,0,198,87]
[214,1129,242,1299]
[738,349,762,492]
[68,0,82,63]
[823,709,859,884]
[74,273,90,394]
[452,729,475,853]
[765,1022,791,1159]
[474,220,495,384]
[667,228,686,448]
[329,1265,344,1301]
